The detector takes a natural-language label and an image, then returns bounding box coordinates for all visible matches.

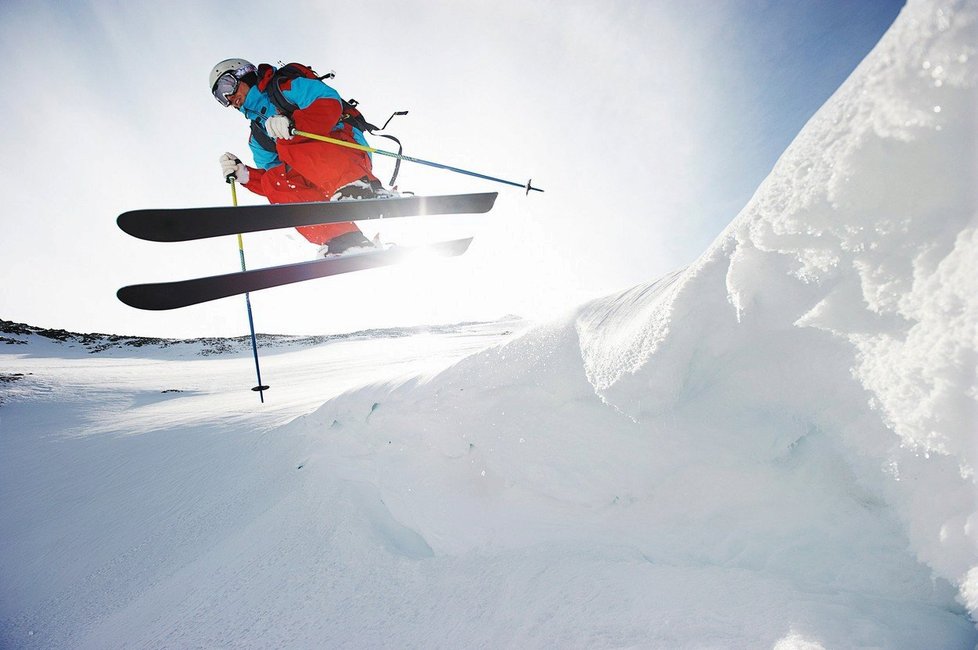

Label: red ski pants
[244,125,377,245]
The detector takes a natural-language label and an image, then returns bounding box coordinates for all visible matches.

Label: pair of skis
[117,192,497,310]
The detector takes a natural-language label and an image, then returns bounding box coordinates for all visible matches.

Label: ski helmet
[209,58,254,90]
[209,58,257,105]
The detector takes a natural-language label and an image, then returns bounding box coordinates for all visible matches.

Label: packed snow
[2,0,977,647]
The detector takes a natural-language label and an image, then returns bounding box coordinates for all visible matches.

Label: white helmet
[209,58,257,106]
[209,58,255,91]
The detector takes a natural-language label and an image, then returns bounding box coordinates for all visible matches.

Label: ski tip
[117,284,187,311]
[117,213,137,237]
[117,211,173,242]
[116,285,145,310]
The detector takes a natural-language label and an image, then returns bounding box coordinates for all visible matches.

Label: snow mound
[287,0,977,645]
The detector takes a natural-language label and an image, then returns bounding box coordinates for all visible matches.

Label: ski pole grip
[226,157,244,184]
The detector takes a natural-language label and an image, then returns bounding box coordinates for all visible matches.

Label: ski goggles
[212,64,257,107]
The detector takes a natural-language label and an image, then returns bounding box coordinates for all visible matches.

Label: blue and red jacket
[235,64,377,245]
[238,64,371,170]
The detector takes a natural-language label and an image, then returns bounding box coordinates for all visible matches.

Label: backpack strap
[372,132,404,188]
[265,65,303,116]
[247,64,323,156]
[341,99,408,187]
[250,119,278,156]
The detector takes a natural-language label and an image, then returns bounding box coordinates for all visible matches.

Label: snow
[2,0,977,647]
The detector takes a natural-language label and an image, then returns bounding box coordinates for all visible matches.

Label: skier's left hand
[266,115,294,140]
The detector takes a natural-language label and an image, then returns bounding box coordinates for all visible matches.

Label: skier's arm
[238,136,282,196]
[282,77,344,136]
[240,165,267,196]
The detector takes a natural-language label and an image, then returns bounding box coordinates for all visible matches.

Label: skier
[210,58,392,256]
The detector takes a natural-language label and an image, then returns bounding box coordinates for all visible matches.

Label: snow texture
[2,0,977,647]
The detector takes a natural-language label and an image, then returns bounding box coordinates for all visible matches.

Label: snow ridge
[294,0,977,644]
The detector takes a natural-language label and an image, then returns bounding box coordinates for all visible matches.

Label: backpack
[250,62,407,186]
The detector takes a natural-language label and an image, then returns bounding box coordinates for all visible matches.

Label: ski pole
[228,176,270,403]
[291,128,544,194]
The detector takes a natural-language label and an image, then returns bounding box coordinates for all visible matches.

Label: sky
[0,0,905,338]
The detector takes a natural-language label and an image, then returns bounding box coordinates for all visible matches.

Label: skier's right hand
[219,152,249,184]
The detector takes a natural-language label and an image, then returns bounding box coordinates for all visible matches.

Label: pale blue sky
[0,0,903,337]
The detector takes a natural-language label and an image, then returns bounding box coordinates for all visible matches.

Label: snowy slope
[2,0,977,647]
[0,320,526,648]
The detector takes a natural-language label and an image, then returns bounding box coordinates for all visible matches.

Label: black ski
[118,192,497,242]
[118,238,473,310]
